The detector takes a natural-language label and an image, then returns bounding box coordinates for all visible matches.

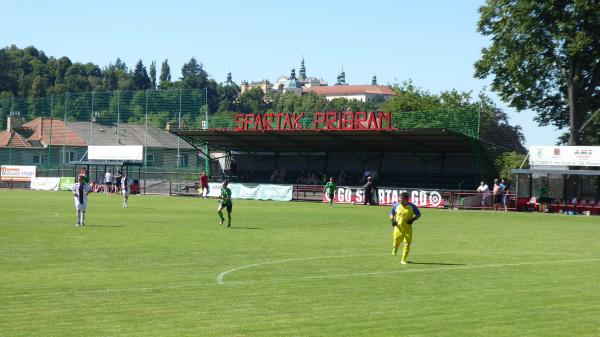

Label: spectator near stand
[199,171,209,199]
[362,176,377,205]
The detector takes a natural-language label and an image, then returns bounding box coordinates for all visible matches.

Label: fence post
[49,95,54,165]
[144,89,148,168]
[62,93,68,165]
[90,91,94,145]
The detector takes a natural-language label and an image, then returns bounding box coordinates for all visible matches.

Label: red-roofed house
[303,85,395,102]
[0,115,198,168]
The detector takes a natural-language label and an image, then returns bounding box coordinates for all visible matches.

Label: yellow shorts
[393,225,412,244]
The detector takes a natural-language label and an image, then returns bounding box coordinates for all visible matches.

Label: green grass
[1,190,599,337]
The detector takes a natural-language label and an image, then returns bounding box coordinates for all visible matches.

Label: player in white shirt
[72,175,92,226]
[121,173,133,208]
[477,181,490,209]
[477,181,489,193]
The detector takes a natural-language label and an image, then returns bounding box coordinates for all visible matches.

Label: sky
[1,0,563,148]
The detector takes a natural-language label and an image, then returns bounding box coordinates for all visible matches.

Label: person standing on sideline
[217,180,233,227]
[114,170,122,193]
[390,192,421,264]
[500,179,509,211]
[73,175,91,226]
[362,176,377,205]
[323,177,336,207]
[477,181,490,209]
[492,179,501,211]
[104,169,112,194]
[121,173,132,208]
[199,171,209,198]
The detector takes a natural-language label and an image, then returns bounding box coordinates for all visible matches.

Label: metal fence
[0,89,208,170]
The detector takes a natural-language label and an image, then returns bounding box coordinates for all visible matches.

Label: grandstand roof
[171,128,479,154]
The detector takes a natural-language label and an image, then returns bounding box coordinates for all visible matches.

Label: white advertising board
[529,146,600,167]
[1,165,37,181]
[88,145,144,161]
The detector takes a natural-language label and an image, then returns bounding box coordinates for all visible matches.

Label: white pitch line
[4,257,598,298]
[216,254,383,285]
[217,257,600,285]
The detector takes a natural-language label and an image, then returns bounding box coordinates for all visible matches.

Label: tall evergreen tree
[149,61,157,90]
[159,59,171,89]
[181,57,207,89]
[114,58,127,71]
[132,59,151,90]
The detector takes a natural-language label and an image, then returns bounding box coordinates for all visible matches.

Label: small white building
[303,85,395,102]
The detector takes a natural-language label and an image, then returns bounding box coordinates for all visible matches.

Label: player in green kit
[323,177,336,207]
[217,180,233,227]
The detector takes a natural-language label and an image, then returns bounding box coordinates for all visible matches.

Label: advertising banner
[207,182,293,201]
[30,177,61,191]
[1,165,36,182]
[323,186,445,208]
[88,145,144,161]
[59,176,75,191]
[530,146,600,166]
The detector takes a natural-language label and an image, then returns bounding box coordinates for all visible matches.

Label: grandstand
[172,108,497,190]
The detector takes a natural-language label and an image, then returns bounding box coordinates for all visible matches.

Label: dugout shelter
[511,146,600,214]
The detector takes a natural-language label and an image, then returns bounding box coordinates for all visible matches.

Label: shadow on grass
[228,227,262,230]
[408,262,466,266]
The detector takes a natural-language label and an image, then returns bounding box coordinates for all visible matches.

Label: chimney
[7,115,23,131]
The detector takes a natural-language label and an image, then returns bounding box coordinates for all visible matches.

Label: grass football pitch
[1,190,599,337]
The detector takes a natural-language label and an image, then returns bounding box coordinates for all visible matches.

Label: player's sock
[402,243,411,262]
[392,247,397,256]
[81,212,85,226]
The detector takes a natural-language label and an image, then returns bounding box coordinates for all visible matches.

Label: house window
[33,154,48,164]
[178,154,188,167]
[64,151,75,163]
[145,154,155,166]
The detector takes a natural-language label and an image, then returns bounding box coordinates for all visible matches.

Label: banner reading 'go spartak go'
[1,165,37,182]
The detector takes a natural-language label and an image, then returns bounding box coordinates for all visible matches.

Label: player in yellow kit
[390,192,421,264]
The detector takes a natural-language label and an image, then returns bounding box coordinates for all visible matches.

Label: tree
[180,57,207,89]
[475,0,600,145]
[381,80,442,112]
[64,63,91,92]
[132,59,151,90]
[239,87,266,114]
[149,61,156,90]
[495,151,528,181]
[159,59,171,89]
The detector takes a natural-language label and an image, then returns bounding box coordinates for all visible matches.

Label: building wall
[0,146,85,166]
[324,94,368,102]
[0,147,200,169]
[322,93,393,102]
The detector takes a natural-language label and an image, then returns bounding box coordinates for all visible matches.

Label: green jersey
[324,182,336,195]
[220,187,232,206]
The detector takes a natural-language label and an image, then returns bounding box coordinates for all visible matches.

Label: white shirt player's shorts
[74,197,88,211]
[122,189,130,196]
